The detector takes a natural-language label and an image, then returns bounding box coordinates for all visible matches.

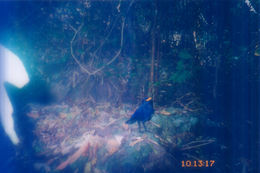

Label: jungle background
[0,0,259,173]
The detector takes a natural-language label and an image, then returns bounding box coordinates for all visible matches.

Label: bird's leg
[138,121,142,132]
[142,122,147,131]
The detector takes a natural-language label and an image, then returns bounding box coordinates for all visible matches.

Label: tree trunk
[148,3,158,99]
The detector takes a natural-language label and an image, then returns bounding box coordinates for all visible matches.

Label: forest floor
[26,98,216,173]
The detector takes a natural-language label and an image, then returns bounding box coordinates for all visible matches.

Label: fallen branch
[56,143,90,170]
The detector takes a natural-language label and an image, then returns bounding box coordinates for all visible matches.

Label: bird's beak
[146,97,152,101]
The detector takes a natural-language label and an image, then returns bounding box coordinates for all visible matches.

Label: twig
[70,23,92,74]
[105,117,123,127]
[150,121,160,128]
[147,138,159,146]
[177,101,198,112]
[70,18,125,76]
[72,71,79,88]
[173,92,201,112]
[173,92,193,104]
[92,15,120,56]
[129,138,144,146]
[181,139,215,151]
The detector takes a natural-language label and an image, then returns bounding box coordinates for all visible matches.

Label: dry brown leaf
[160,110,171,116]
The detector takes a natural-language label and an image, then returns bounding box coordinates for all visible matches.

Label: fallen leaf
[160,110,171,116]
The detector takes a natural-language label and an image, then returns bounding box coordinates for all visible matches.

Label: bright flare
[0,45,29,145]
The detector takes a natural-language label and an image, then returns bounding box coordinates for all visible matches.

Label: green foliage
[170,70,192,84]
[178,50,192,60]
[153,81,161,87]
[169,50,193,84]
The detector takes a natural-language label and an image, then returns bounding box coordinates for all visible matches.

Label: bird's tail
[125,118,136,124]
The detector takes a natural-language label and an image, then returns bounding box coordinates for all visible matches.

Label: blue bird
[126,97,154,131]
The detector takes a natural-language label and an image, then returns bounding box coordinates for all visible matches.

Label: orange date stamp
[181,160,215,167]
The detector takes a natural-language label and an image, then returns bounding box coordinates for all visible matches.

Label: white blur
[0,45,29,145]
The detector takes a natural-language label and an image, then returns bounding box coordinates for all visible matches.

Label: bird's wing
[132,105,146,119]
[130,108,139,120]
[125,105,144,124]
